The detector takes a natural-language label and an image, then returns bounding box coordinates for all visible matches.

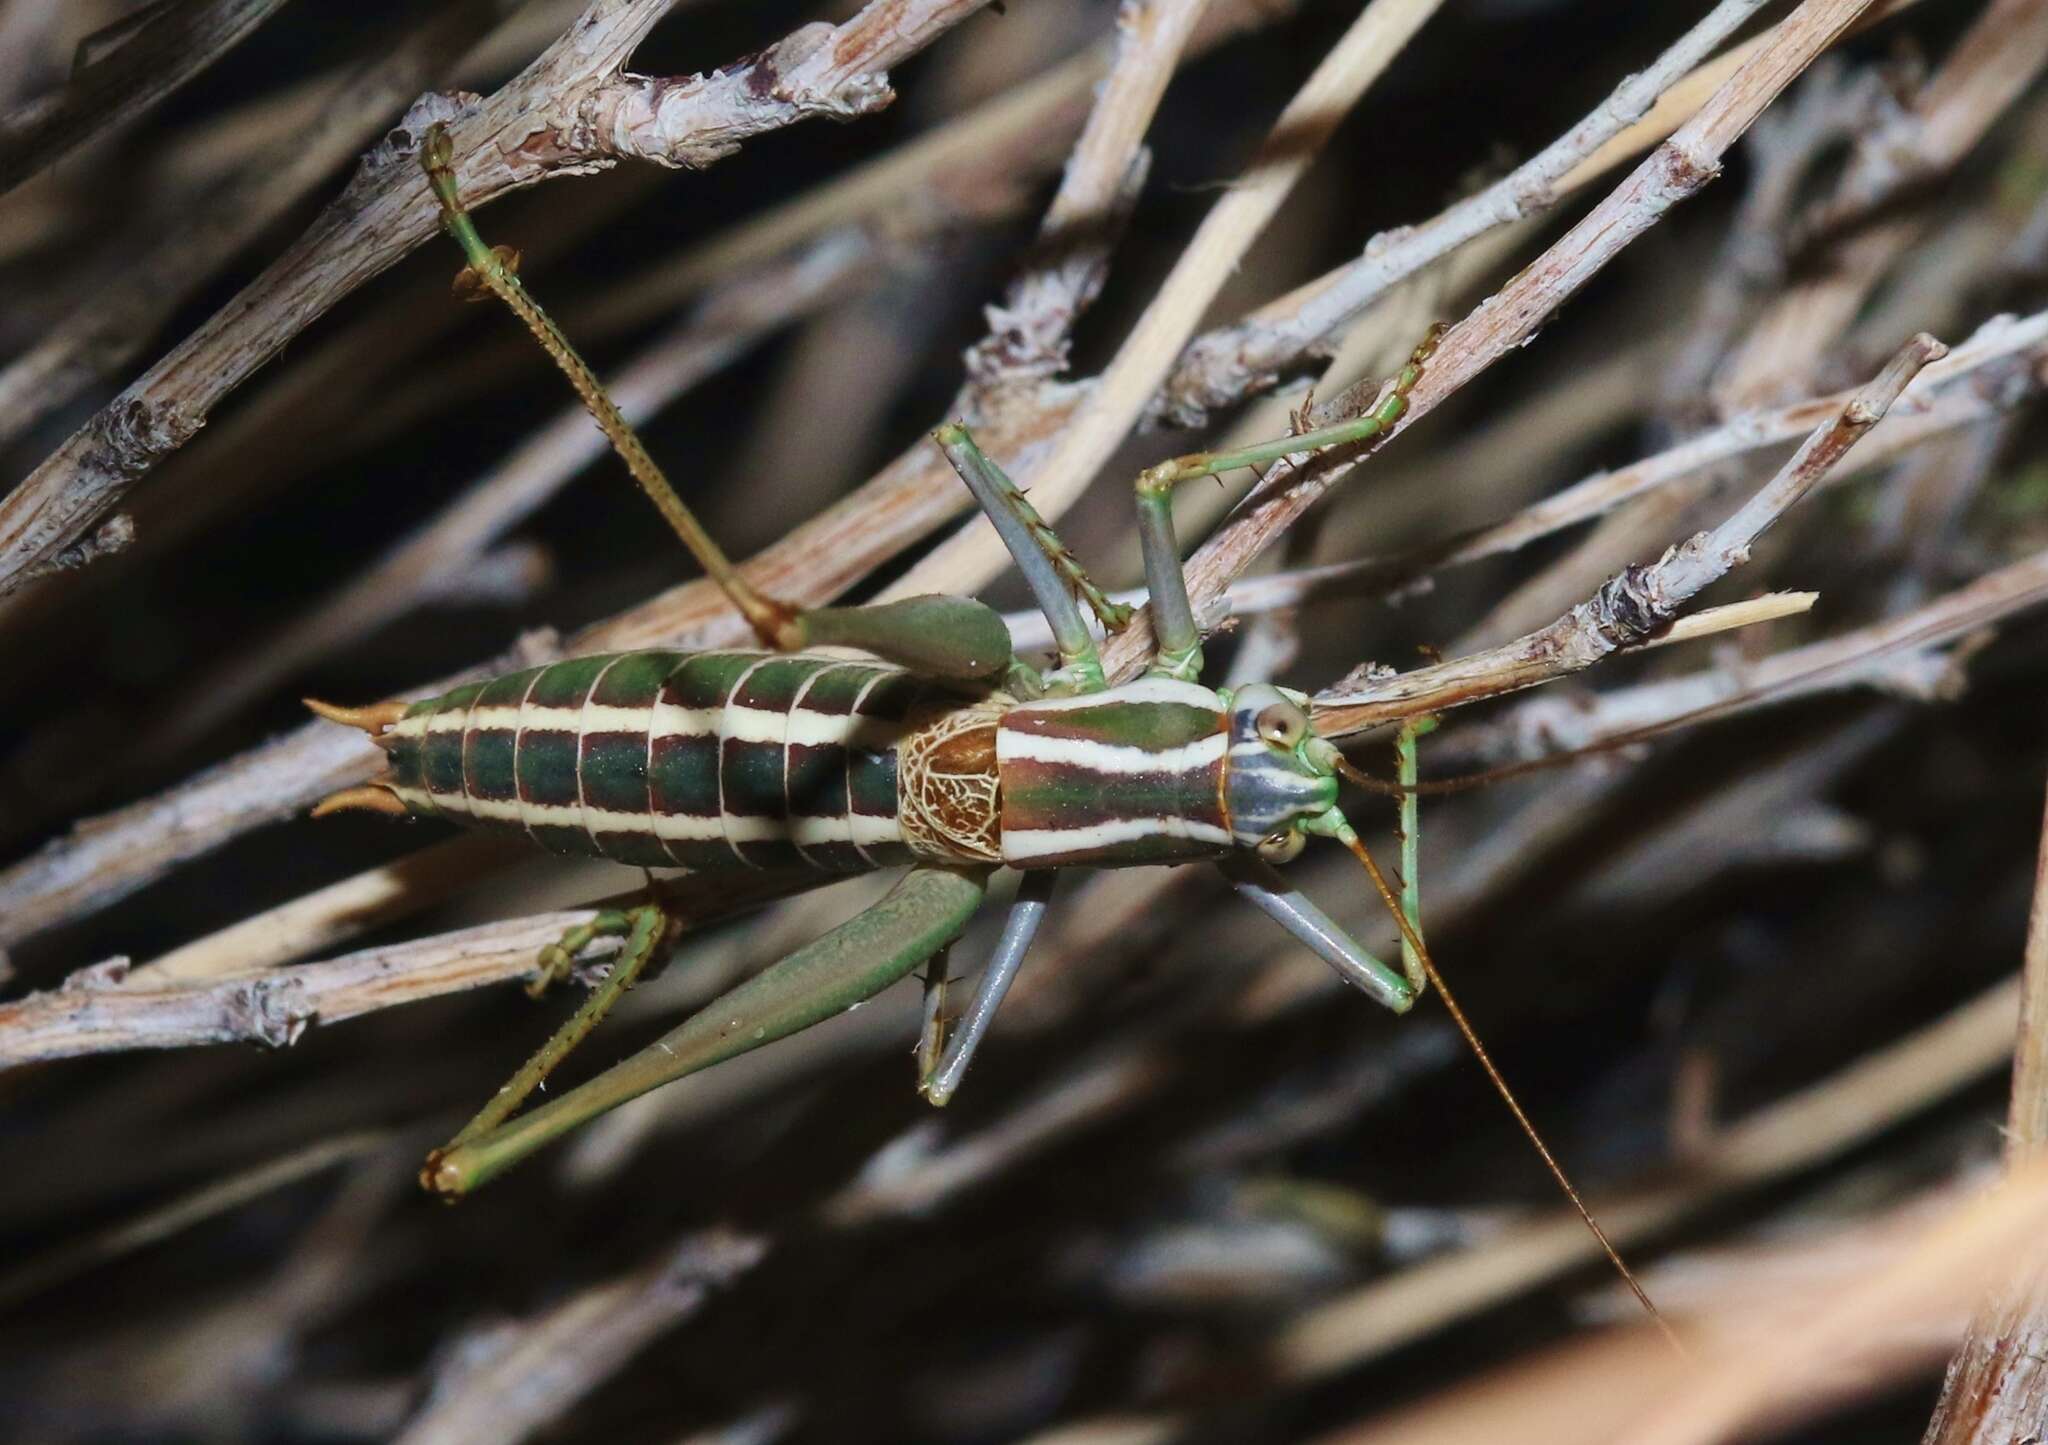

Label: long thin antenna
[1335,820,1688,1359]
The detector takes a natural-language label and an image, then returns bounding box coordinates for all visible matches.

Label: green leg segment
[426,125,1050,692]
[1134,325,1444,681]
[423,866,992,1197]
[441,905,674,1161]
[794,596,1019,685]
[1394,717,1434,998]
[933,424,1128,695]
[421,124,805,652]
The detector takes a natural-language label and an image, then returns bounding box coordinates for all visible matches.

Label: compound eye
[1256,701,1307,749]
[1257,829,1307,864]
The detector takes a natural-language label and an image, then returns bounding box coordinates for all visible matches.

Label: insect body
[314,125,1434,1198]
[352,656,1346,877]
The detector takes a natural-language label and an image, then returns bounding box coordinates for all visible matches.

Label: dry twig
[0,0,290,195]
[1922,775,2048,1438]
[0,0,998,599]
[394,1230,766,1445]
[1311,331,1945,733]
[1098,0,1889,685]
[1155,0,1773,425]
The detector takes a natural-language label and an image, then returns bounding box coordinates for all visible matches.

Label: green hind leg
[423,866,991,1198]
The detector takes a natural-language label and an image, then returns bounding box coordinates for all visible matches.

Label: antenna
[1330,755,1687,1357]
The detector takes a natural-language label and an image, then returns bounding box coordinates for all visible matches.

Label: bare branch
[1098,0,1887,686]
[1437,542,2048,767]
[964,0,1212,387]
[1311,332,1944,733]
[0,0,515,452]
[0,0,291,195]
[394,1230,766,1445]
[0,911,590,1067]
[0,0,997,601]
[1155,0,1773,425]
[0,868,825,1068]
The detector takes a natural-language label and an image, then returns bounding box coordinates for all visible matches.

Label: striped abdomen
[379,651,987,872]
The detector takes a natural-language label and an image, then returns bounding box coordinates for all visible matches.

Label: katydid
[311,124,1661,1344]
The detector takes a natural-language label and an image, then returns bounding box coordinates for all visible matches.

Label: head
[1220,683,1351,864]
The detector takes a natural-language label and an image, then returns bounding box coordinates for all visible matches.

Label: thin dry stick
[0,0,290,195]
[0,911,595,1067]
[1017,972,2023,1445]
[392,1230,765,1445]
[878,0,1450,606]
[0,0,997,600]
[1310,332,1944,735]
[1361,309,2047,596]
[131,836,520,986]
[0,0,517,451]
[1000,580,1814,655]
[1155,0,1772,425]
[1921,776,2048,1441]
[0,866,828,1069]
[965,0,1218,387]
[1436,541,2048,770]
[1099,0,1887,685]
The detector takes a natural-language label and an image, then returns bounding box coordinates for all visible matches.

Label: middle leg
[1135,325,1443,681]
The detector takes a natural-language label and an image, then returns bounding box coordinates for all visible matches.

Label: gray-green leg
[933,424,1130,695]
[1217,854,1413,1013]
[423,866,992,1198]
[919,870,1057,1106]
[1135,325,1445,681]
